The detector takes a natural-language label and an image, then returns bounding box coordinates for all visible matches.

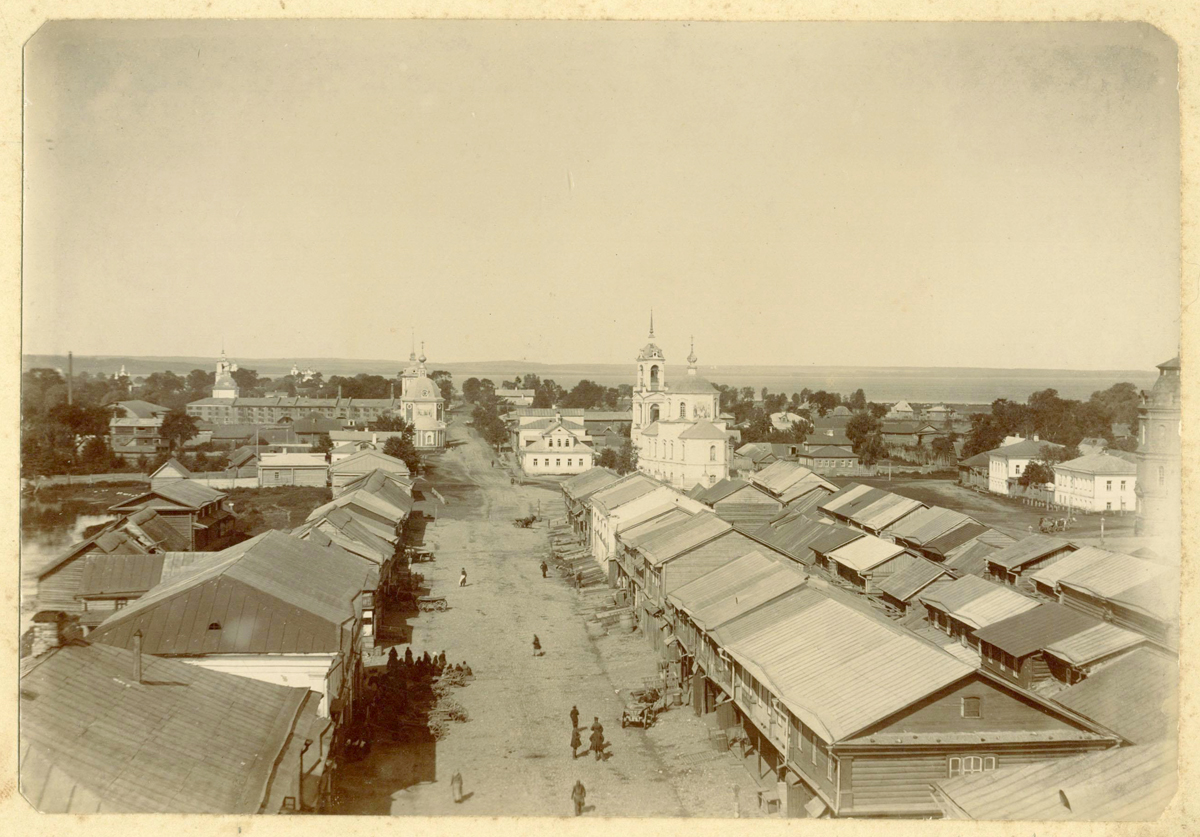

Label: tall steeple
[410,328,417,361]
[649,309,655,339]
[687,336,698,373]
[419,341,427,365]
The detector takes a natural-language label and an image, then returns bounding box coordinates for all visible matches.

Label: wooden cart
[417,596,448,612]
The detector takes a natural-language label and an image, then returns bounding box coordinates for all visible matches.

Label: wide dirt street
[332,417,764,818]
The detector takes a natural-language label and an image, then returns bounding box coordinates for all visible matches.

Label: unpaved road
[332,418,763,818]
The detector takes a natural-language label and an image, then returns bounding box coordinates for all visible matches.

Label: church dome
[638,341,665,361]
[404,378,442,401]
[671,372,717,394]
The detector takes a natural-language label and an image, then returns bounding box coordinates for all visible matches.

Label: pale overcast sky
[23,21,1180,369]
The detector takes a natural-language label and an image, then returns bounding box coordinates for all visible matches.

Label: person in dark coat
[404,646,414,667]
[462,662,473,677]
[589,727,605,761]
[541,560,549,578]
[570,726,583,759]
[575,570,584,589]
[571,780,586,816]
[590,716,603,733]
[387,647,399,674]
[570,705,580,729]
[532,635,542,656]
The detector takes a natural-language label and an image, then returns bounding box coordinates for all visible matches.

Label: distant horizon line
[20,352,1162,376]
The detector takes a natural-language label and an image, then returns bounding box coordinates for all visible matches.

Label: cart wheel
[438,601,448,611]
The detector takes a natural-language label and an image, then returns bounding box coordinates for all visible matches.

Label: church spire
[410,328,417,361]
[648,309,655,339]
[687,335,698,370]
[419,341,427,365]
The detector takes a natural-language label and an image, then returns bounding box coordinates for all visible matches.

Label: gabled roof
[850,494,926,532]
[886,506,972,545]
[638,512,733,566]
[803,445,860,459]
[109,481,226,512]
[562,467,621,501]
[749,513,861,565]
[113,399,170,418]
[328,449,410,475]
[876,555,952,602]
[935,740,1176,820]
[589,474,662,514]
[818,484,880,517]
[1043,623,1146,668]
[958,452,990,468]
[88,531,378,656]
[826,535,908,573]
[919,574,998,612]
[1052,648,1176,744]
[974,602,1101,658]
[19,643,312,814]
[1029,545,1113,593]
[985,534,1076,571]
[1055,551,1170,601]
[952,586,1039,630]
[125,508,191,551]
[1109,574,1179,624]
[921,522,990,559]
[721,590,975,742]
[668,550,805,631]
[695,478,758,505]
[749,461,817,496]
[150,458,192,479]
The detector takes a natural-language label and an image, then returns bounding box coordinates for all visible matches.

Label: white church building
[631,318,731,490]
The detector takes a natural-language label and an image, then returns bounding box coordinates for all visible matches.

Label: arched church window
[669,441,674,459]
[679,403,687,419]
[650,405,660,423]
[650,365,660,390]
[710,445,717,462]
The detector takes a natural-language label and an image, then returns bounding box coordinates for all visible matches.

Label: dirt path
[333,419,761,818]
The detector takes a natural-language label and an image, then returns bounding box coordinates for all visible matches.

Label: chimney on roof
[132,629,144,684]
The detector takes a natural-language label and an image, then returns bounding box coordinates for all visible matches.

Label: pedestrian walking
[590,716,603,733]
[570,726,582,759]
[575,570,584,589]
[541,560,549,578]
[451,770,464,803]
[532,635,542,656]
[570,705,580,729]
[589,727,605,761]
[571,780,587,816]
[404,646,414,667]
[459,567,468,587]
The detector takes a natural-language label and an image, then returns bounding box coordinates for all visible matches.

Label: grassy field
[224,486,332,536]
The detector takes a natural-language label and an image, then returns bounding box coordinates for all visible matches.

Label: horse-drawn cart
[619,687,665,729]
[417,595,449,613]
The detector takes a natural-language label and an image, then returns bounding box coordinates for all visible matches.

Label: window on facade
[1106,480,1112,491]
[114,599,128,610]
[1120,480,1126,491]
[828,755,835,781]
[709,475,717,485]
[948,755,996,777]
[533,458,538,466]
[556,459,561,467]
[710,445,717,461]
[1106,502,1112,511]
[679,403,687,419]
[961,697,982,718]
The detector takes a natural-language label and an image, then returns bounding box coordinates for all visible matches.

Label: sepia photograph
[16,17,1183,823]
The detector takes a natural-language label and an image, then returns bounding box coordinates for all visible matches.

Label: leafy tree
[311,432,334,455]
[139,371,187,409]
[230,367,260,394]
[931,435,957,464]
[1089,382,1141,432]
[1019,460,1055,487]
[845,412,883,451]
[186,369,215,399]
[857,433,889,466]
[381,421,422,473]
[615,439,638,474]
[160,409,200,453]
[430,370,454,402]
[809,390,840,417]
[563,379,609,409]
[370,415,411,432]
[598,447,619,470]
[846,388,867,410]
[868,402,890,419]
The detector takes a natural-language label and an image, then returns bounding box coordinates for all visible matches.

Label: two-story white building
[588,473,705,571]
[518,414,596,476]
[1053,452,1137,513]
[986,437,1063,496]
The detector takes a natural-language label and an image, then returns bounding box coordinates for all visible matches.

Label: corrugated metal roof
[669,550,804,628]
[826,535,908,573]
[723,594,974,742]
[19,643,310,814]
[1043,623,1145,667]
[590,474,661,513]
[852,494,926,532]
[985,534,1076,570]
[77,553,166,597]
[697,478,755,505]
[126,509,191,551]
[974,603,1100,657]
[111,481,226,512]
[618,508,694,549]
[830,486,889,519]
[328,449,410,475]
[817,483,872,514]
[922,522,990,558]
[919,574,997,612]
[712,503,782,530]
[561,467,620,501]
[89,530,377,656]
[988,438,1064,460]
[952,587,1039,630]
[780,485,834,514]
[935,740,1175,820]
[1052,649,1177,744]
[876,555,950,602]
[942,536,1009,578]
[749,461,816,496]
[1109,575,1179,623]
[751,514,860,565]
[778,474,837,504]
[1056,551,1168,600]
[1029,546,1113,592]
[1054,452,1138,476]
[640,513,732,566]
[890,507,972,545]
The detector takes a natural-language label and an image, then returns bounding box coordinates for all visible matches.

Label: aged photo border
[1,1,1195,835]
